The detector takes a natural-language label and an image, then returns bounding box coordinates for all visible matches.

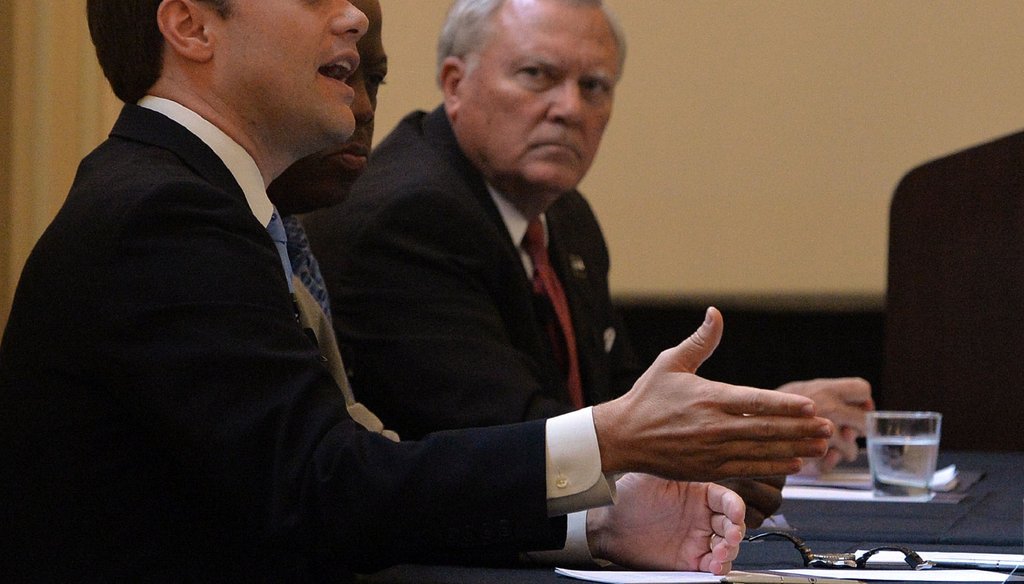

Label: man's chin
[523,170,585,195]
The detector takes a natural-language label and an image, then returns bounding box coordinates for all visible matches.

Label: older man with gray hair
[308,0,872,528]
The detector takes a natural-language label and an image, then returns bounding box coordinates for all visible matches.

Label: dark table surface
[359,450,1024,583]
[774,450,1023,547]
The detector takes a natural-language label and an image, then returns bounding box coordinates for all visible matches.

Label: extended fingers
[721,384,818,418]
[709,410,834,444]
[780,378,875,431]
[714,456,813,479]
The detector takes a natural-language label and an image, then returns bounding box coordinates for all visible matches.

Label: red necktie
[523,219,584,409]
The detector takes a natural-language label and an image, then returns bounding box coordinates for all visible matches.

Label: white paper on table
[776,568,1012,581]
[858,550,1024,570]
[781,485,936,502]
[553,567,721,583]
[785,465,958,492]
[553,568,872,583]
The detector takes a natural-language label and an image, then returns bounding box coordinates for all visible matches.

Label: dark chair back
[884,129,1024,451]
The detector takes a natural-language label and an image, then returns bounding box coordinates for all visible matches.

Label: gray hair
[436,0,627,85]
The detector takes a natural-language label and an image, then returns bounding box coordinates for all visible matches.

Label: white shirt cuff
[521,510,596,566]
[545,407,617,517]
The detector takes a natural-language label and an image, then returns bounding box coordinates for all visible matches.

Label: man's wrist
[592,400,627,474]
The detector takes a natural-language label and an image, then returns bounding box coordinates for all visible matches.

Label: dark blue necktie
[283,214,332,318]
[266,209,294,294]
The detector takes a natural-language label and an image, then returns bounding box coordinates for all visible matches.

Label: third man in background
[305,0,867,528]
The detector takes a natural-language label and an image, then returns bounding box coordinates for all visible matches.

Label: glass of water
[866,411,942,499]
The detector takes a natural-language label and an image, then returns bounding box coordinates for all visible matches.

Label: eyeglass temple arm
[745,531,820,566]
[856,545,935,570]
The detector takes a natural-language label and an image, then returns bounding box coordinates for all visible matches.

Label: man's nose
[331,1,369,43]
[547,81,584,124]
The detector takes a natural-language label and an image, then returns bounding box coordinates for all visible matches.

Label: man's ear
[439,56,467,119]
[156,0,216,63]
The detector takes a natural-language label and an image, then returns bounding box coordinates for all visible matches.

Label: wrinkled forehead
[486,0,621,75]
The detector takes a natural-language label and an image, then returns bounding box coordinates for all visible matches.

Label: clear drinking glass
[865,411,942,499]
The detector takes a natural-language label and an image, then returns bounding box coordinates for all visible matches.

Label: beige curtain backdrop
[1,1,10,326]
[5,1,1024,329]
[3,1,120,329]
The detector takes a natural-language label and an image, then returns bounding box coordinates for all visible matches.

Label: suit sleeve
[102,181,565,570]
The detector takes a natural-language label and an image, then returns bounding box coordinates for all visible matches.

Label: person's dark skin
[723,476,786,527]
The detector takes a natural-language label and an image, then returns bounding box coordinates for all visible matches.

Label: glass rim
[866,410,942,420]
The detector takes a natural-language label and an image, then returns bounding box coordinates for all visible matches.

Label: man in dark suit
[267,0,397,441]
[0,0,834,580]
[309,108,638,437]
[305,0,871,527]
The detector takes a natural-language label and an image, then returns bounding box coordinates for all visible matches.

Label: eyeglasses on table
[744,531,935,570]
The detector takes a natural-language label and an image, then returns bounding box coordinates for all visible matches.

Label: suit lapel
[546,197,606,405]
[423,107,572,394]
[424,106,529,284]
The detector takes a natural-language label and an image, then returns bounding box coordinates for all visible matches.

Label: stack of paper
[781,465,960,503]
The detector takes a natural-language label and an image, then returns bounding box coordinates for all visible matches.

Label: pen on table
[722,575,863,584]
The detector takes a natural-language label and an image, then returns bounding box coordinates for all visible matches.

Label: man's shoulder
[368,107,455,167]
[68,135,244,223]
[548,190,599,226]
[77,134,201,188]
[351,108,484,209]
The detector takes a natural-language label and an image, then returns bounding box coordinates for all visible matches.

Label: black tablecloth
[359,450,1024,583]
[771,451,1023,546]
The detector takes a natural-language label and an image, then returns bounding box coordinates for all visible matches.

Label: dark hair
[86,0,231,103]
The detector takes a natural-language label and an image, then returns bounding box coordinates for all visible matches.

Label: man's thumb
[659,306,724,373]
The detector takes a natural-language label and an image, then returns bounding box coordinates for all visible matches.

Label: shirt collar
[138,96,274,227]
[487,183,547,248]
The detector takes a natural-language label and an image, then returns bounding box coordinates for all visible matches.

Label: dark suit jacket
[305,106,642,440]
[884,128,1024,451]
[0,104,564,581]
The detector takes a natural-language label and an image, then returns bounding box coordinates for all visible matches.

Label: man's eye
[517,66,556,90]
[581,79,612,99]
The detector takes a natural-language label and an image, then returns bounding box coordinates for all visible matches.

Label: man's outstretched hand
[594,307,834,481]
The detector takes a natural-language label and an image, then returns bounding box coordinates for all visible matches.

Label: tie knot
[523,218,547,263]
